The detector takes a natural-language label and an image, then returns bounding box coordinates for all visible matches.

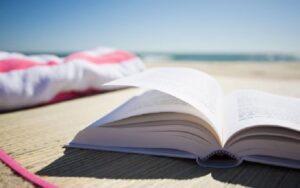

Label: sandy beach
[1,61,300,187]
[147,61,300,97]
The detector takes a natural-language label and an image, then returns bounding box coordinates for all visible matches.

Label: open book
[68,68,300,168]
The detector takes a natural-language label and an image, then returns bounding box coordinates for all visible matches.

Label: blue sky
[0,0,300,53]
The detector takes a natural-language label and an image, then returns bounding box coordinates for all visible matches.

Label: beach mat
[1,62,300,187]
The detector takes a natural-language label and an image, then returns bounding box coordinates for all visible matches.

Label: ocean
[137,52,299,62]
[25,52,299,62]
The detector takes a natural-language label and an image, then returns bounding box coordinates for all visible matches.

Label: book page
[104,67,224,137]
[224,90,300,143]
[90,89,208,127]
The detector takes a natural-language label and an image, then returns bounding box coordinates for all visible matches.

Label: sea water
[137,52,299,62]
[24,51,299,62]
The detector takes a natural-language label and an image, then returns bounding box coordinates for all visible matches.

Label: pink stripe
[48,89,99,104]
[0,50,136,73]
[0,149,58,188]
[64,50,136,64]
[0,58,58,73]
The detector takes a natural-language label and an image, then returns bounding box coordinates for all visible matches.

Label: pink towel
[0,47,145,111]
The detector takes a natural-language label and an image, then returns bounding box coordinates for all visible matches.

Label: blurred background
[0,0,300,62]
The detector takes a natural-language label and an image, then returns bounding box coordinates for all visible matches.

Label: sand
[1,61,300,188]
[147,61,300,97]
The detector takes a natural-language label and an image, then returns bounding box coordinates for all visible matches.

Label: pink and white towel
[0,47,145,111]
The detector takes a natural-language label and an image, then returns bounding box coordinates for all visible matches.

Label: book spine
[196,150,243,168]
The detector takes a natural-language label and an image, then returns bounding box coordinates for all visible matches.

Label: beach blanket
[0,47,145,111]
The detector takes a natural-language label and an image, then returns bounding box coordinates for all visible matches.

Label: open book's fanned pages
[68,67,300,169]
[224,90,300,168]
[103,67,224,135]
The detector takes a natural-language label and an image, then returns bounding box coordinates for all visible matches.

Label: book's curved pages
[68,68,300,169]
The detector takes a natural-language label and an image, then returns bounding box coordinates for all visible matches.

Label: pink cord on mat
[0,149,58,188]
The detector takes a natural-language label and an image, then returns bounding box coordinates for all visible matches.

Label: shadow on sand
[37,148,299,187]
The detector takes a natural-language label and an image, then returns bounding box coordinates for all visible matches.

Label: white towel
[0,47,145,111]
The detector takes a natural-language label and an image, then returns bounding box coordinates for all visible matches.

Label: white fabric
[0,48,145,111]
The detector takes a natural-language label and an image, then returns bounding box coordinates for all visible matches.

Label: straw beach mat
[1,63,300,188]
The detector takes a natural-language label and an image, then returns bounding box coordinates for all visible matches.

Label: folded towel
[0,47,145,111]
